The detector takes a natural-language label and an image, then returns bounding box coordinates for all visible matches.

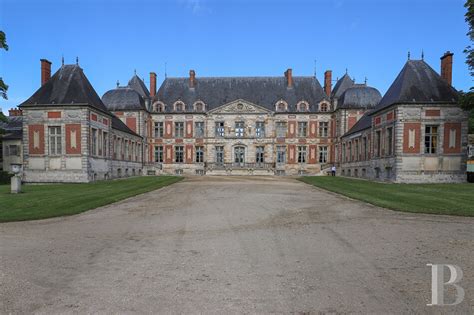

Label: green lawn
[299,176,474,216]
[0,176,183,222]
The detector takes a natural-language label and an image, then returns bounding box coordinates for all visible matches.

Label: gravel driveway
[1,176,473,313]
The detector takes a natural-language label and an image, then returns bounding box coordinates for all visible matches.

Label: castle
[1,52,469,183]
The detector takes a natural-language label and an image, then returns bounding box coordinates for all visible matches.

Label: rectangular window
[195,146,204,163]
[277,145,286,164]
[355,140,359,161]
[215,122,225,137]
[297,146,307,163]
[103,132,108,157]
[424,125,438,154]
[363,137,368,160]
[256,146,265,164]
[215,146,224,164]
[8,145,20,156]
[319,122,329,137]
[195,122,204,138]
[235,121,244,137]
[298,122,308,137]
[386,127,393,156]
[48,126,62,155]
[255,122,265,138]
[154,145,163,163]
[342,143,346,162]
[91,128,97,156]
[349,142,352,161]
[175,122,184,138]
[175,145,184,163]
[154,122,164,138]
[276,122,287,138]
[375,130,381,157]
[319,146,328,163]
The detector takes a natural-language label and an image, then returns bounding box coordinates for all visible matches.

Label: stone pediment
[209,99,271,114]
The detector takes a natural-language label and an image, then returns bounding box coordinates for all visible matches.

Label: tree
[462,1,474,133]
[0,30,8,100]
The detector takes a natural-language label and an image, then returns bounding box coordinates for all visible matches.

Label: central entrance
[234,146,245,166]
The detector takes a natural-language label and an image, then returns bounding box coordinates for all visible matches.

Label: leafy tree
[0,30,8,100]
[462,1,474,132]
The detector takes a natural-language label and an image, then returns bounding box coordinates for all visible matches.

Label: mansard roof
[331,74,354,99]
[128,75,150,98]
[155,76,327,112]
[1,116,23,140]
[374,60,459,113]
[338,84,382,109]
[102,87,146,111]
[19,65,109,114]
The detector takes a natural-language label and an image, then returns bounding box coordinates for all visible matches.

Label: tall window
[375,130,381,157]
[277,102,286,112]
[297,146,307,163]
[91,128,97,156]
[195,146,204,163]
[319,122,329,137]
[425,125,438,154]
[363,137,368,160]
[215,146,224,164]
[277,146,286,164]
[320,103,328,112]
[175,102,184,112]
[386,127,393,156]
[103,132,108,157]
[175,145,184,163]
[175,122,184,138]
[276,122,287,138]
[355,140,359,161]
[154,122,164,138]
[319,146,328,163]
[234,146,245,164]
[154,145,163,163]
[215,122,225,137]
[194,102,204,112]
[342,143,346,162]
[256,122,265,138]
[297,103,308,112]
[195,122,204,138]
[235,121,244,137]
[256,146,265,164]
[298,122,308,137]
[349,141,353,161]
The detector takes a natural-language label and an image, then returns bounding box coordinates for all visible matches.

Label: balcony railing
[206,162,275,170]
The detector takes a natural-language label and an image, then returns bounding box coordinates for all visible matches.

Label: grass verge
[299,176,474,217]
[0,176,183,222]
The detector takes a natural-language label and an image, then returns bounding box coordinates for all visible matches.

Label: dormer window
[297,101,309,112]
[319,102,329,112]
[194,101,205,112]
[174,101,185,112]
[275,101,287,112]
[152,102,166,113]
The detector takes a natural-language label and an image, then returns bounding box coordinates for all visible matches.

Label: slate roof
[128,75,150,98]
[111,115,140,137]
[2,116,23,140]
[19,65,109,114]
[342,112,373,137]
[102,87,146,111]
[338,84,382,109]
[374,60,459,113]
[154,76,327,112]
[331,74,354,99]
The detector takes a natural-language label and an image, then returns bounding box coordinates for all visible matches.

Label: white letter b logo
[427,264,464,306]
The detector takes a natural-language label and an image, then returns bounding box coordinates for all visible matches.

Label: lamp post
[10,163,22,194]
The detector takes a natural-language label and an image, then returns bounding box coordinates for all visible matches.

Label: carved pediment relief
[210,99,271,114]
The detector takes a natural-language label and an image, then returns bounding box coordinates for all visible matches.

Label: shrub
[0,171,13,185]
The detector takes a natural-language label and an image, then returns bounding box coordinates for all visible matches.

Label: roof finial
[408,51,410,60]
[364,77,367,85]
[314,59,317,77]
[134,69,137,75]
[421,49,424,60]
[76,56,79,65]
[116,80,119,88]
[61,55,64,66]
[165,62,168,78]
[345,68,348,75]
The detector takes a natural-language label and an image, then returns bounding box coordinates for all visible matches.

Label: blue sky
[0,0,472,113]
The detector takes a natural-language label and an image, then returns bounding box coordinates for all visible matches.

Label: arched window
[174,101,185,112]
[152,102,166,113]
[320,103,329,112]
[194,101,205,112]
[275,101,287,112]
[297,101,309,112]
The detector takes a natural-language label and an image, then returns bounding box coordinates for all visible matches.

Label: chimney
[324,70,332,97]
[40,59,52,86]
[149,72,157,97]
[440,51,453,85]
[8,108,22,117]
[189,70,196,88]
[285,68,293,88]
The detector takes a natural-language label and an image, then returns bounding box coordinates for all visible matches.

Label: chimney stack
[324,70,332,97]
[8,108,22,117]
[40,59,52,86]
[149,72,157,97]
[285,68,293,88]
[189,70,196,88]
[440,51,453,85]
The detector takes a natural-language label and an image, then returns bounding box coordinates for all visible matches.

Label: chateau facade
[1,51,469,183]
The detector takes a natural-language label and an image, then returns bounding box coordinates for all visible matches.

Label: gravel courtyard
[1,176,473,313]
